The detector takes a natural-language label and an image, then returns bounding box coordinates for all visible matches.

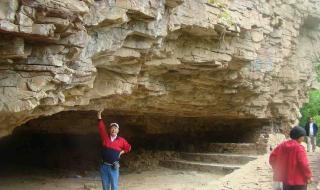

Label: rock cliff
[0,0,320,137]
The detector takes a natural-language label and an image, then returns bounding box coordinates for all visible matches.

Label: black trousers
[283,184,307,190]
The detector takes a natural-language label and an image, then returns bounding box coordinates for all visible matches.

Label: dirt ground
[217,151,320,190]
[0,168,222,190]
[1,150,318,190]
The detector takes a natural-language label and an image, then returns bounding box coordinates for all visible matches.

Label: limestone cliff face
[0,0,320,137]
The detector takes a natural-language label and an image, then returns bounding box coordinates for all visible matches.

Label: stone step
[180,152,257,165]
[160,159,241,174]
[203,143,259,154]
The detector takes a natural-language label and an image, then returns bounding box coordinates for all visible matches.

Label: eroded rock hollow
[0,0,320,139]
[0,110,269,171]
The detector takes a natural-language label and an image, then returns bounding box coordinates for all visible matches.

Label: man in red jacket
[97,110,131,190]
[269,126,312,190]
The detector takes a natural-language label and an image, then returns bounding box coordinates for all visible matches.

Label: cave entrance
[0,110,270,189]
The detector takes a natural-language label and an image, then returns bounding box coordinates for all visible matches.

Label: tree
[299,90,320,144]
[300,91,320,124]
[299,60,320,143]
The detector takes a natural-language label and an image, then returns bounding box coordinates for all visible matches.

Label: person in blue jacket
[304,117,318,152]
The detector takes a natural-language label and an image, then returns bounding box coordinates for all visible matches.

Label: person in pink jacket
[269,126,312,190]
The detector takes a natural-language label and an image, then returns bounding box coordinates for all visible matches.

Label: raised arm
[97,110,108,143]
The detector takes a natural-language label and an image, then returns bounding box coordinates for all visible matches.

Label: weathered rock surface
[0,0,320,137]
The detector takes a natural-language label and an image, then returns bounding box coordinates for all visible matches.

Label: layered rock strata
[0,0,320,137]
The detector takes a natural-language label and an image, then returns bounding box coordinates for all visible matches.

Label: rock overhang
[0,0,319,137]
